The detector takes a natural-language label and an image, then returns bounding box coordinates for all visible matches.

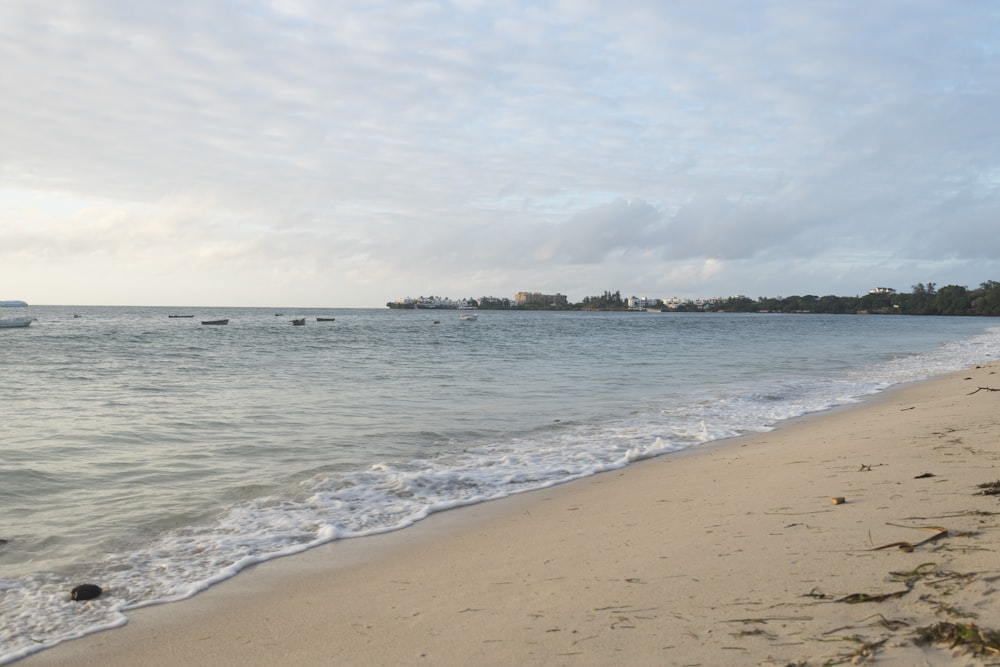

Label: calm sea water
[2,306,998,662]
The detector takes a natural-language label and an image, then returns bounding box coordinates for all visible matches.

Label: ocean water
[1,306,998,662]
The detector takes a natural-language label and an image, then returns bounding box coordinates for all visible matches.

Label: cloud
[1,1,999,305]
[536,199,662,264]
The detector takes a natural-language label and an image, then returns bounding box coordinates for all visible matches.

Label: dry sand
[21,362,1000,666]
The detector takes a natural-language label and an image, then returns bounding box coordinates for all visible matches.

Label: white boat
[0,300,35,328]
[458,306,478,321]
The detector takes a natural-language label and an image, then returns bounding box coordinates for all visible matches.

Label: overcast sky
[2,1,998,307]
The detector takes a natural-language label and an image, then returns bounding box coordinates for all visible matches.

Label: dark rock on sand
[70,584,103,601]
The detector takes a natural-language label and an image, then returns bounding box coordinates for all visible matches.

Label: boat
[291,318,306,326]
[316,317,336,322]
[0,300,35,328]
[458,306,479,321]
[168,314,194,318]
[201,319,229,325]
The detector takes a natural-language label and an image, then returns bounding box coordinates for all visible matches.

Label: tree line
[712,281,1000,316]
[492,281,1000,315]
[405,281,1000,315]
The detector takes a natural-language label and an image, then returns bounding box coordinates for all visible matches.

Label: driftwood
[967,386,1000,395]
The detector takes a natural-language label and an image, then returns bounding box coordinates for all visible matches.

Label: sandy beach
[21,361,1000,666]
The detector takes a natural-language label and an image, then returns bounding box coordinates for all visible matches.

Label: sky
[2,1,999,307]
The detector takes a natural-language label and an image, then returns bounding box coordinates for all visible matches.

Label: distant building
[627,296,661,309]
[515,291,568,306]
[479,296,513,309]
[868,287,896,295]
[387,296,466,309]
[659,296,724,310]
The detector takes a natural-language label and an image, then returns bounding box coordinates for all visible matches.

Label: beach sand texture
[22,362,1000,666]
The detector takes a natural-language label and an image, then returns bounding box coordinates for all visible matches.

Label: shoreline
[21,362,1000,666]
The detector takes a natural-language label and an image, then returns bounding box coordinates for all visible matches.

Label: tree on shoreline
[579,290,625,310]
[711,281,1000,316]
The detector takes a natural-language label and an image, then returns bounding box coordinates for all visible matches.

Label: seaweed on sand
[836,588,911,604]
[914,622,1000,656]
[975,480,1000,496]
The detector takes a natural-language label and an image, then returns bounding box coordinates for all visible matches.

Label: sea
[1,305,998,663]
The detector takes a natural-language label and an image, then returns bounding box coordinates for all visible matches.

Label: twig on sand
[967,386,1000,395]
[837,588,911,604]
[903,510,998,519]
[723,615,814,624]
[871,525,948,552]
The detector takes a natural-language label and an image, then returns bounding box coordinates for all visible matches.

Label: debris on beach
[836,587,911,604]
[835,636,888,664]
[915,622,1000,656]
[975,480,1000,496]
[870,525,948,552]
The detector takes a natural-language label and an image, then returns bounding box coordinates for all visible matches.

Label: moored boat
[291,318,306,326]
[201,319,229,325]
[316,317,336,322]
[0,300,36,328]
